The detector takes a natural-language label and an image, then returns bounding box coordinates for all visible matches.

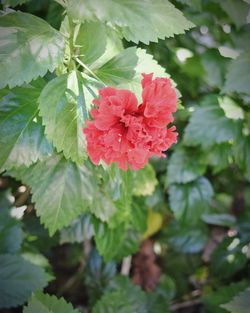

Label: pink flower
[83,73,178,170]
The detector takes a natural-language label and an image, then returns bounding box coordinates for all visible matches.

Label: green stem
[74,57,106,85]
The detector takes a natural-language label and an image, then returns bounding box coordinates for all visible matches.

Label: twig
[121,255,132,276]
[170,299,201,312]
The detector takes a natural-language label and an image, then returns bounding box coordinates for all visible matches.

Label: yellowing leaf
[143,210,163,239]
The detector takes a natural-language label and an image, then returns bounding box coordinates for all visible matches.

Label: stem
[74,57,106,85]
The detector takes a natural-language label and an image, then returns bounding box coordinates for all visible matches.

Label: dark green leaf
[162,222,208,253]
[9,155,97,235]
[0,11,64,88]
[184,96,241,147]
[219,0,250,29]
[202,213,236,227]
[0,254,49,308]
[93,219,140,261]
[201,49,228,88]
[169,177,214,224]
[205,143,233,173]
[223,51,250,95]
[234,135,250,181]
[93,276,147,313]
[1,0,30,6]
[85,249,116,306]
[167,147,207,184]
[210,236,248,279]
[202,281,249,313]
[60,214,94,244]
[0,84,53,171]
[221,288,250,313]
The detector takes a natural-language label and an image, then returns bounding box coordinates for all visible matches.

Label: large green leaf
[202,281,249,313]
[167,147,207,184]
[23,291,80,313]
[9,155,97,235]
[0,254,49,308]
[169,177,214,224]
[221,288,250,313]
[76,21,108,65]
[39,72,98,164]
[0,84,53,172]
[95,47,138,85]
[9,156,126,235]
[65,0,194,44]
[223,51,250,95]
[0,11,64,88]
[184,97,241,147]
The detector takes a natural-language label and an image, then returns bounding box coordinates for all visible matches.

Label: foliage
[0,0,249,312]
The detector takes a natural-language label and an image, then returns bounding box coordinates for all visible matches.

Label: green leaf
[23,291,81,313]
[223,51,250,95]
[85,249,116,306]
[65,0,194,44]
[0,190,23,254]
[221,288,250,313]
[76,21,108,65]
[169,177,214,224]
[234,135,250,181]
[210,236,248,279]
[93,276,147,313]
[39,72,98,164]
[202,213,236,227]
[9,155,97,235]
[95,47,138,85]
[205,143,233,173]
[133,164,158,196]
[162,222,208,253]
[0,84,53,172]
[93,219,140,261]
[219,0,250,29]
[1,0,30,7]
[184,96,241,147]
[218,97,244,120]
[201,49,228,88]
[202,281,249,313]
[60,214,94,244]
[167,147,207,184]
[0,11,64,88]
[118,48,168,100]
[0,254,49,308]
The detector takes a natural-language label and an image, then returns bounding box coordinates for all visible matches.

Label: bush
[0,0,249,312]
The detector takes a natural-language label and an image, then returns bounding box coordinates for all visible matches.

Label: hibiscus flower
[83,73,178,170]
